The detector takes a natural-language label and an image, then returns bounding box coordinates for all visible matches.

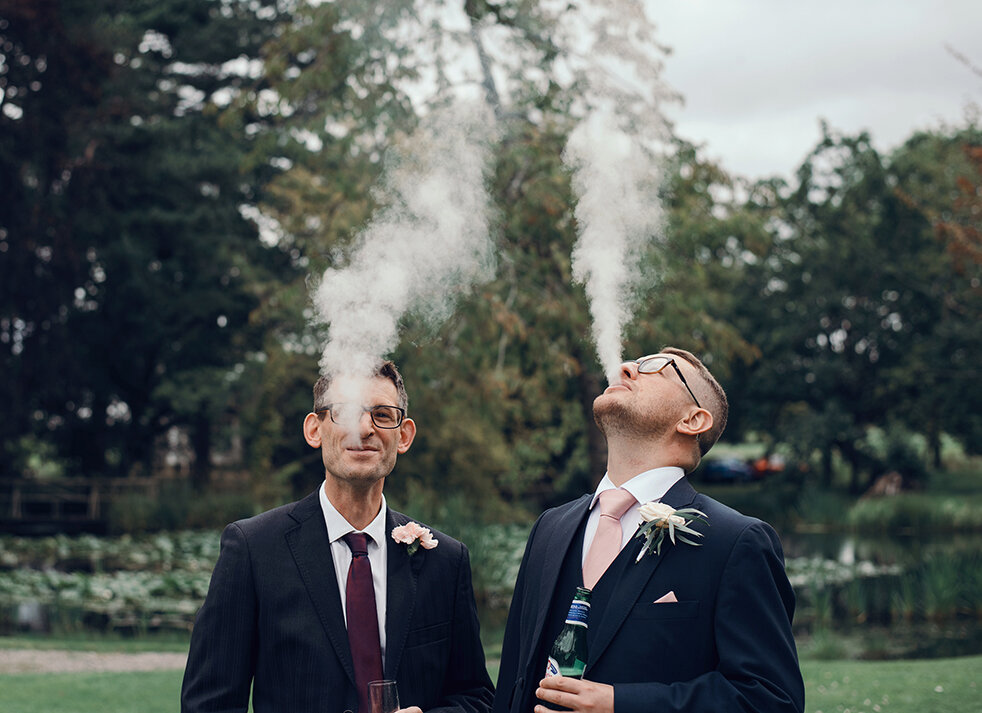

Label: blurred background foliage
[0,0,979,534]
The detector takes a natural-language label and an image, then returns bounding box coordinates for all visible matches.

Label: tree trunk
[190,417,211,491]
[821,445,834,487]
[927,414,943,470]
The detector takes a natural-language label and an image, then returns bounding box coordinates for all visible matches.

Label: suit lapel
[587,478,699,669]
[383,509,419,678]
[528,494,592,663]
[285,490,357,687]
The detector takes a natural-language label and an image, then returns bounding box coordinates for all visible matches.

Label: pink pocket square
[654,591,678,603]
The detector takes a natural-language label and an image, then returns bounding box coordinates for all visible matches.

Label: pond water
[781,530,982,565]
[780,530,982,659]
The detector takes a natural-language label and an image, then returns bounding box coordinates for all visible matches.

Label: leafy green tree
[888,128,982,464]
[0,0,295,483]
[726,123,981,490]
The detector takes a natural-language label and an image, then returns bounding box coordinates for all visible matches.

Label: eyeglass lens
[326,404,403,428]
[637,356,671,373]
[634,356,701,409]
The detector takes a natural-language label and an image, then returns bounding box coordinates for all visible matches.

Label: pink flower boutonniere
[391,522,439,556]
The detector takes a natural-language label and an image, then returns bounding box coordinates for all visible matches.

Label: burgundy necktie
[343,532,384,712]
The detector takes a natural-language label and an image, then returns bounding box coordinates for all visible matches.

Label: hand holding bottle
[535,676,614,713]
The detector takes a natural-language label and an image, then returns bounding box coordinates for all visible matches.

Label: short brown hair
[313,360,409,413]
[661,347,728,456]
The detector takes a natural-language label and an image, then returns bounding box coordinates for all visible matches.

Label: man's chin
[594,389,627,410]
[333,469,388,489]
[592,396,624,434]
[593,398,658,439]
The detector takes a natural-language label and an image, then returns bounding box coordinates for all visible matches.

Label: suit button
[344,710,354,713]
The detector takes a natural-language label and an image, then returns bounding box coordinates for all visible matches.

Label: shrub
[106,484,256,533]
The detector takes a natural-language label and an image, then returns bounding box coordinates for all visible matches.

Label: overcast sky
[650,1,982,180]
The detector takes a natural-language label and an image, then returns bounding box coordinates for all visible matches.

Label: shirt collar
[589,466,685,510]
[318,483,388,547]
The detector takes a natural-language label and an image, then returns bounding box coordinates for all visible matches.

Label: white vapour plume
[311,102,495,427]
[566,107,665,384]
[561,0,673,384]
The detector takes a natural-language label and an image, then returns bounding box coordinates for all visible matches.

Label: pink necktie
[583,488,637,589]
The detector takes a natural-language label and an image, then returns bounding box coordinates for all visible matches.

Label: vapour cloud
[311,102,495,427]
[558,0,672,384]
[565,107,665,384]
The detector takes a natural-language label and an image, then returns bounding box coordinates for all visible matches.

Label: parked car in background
[751,454,786,479]
[700,457,754,483]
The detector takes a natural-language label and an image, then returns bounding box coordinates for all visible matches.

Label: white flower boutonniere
[635,501,708,562]
[391,522,439,556]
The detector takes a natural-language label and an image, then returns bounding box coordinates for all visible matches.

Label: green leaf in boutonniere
[634,501,708,561]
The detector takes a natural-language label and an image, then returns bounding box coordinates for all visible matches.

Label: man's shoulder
[688,489,784,551]
[522,493,592,540]
[387,509,467,556]
[540,493,593,521]
[691,490,761,523]
[229,491,319,537]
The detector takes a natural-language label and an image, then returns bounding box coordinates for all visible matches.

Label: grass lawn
[800,657,980,713]
[0,670,184,713]
[0,633,190,653]
[1,652,979,713]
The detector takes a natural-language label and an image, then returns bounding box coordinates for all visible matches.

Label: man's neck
[604,434,692,486]
[323,480,384,531]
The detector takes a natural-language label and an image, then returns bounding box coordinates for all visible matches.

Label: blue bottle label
[565,600,590,626]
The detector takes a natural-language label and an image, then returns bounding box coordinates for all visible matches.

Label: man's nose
[621,361,639,380]
[358,410,376,436]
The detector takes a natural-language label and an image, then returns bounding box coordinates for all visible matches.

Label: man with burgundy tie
[181,361,494,713]
[493,348,804,713]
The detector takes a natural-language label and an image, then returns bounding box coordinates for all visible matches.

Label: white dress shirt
[581,466,686,567]
[319,485,388,658]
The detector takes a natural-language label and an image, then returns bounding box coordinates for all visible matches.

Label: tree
[727,123,981,489]
[888,127,982,464]
[0,0,295,482]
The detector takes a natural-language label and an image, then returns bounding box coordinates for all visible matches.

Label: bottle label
[545,656,585,679]
[565,600,590,626]
[545,657,561,677]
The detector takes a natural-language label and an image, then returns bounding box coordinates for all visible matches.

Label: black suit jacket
[181,490,494,713]
[493,478,804,713]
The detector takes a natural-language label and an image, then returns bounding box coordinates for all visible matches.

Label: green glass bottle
[545,586,591,679]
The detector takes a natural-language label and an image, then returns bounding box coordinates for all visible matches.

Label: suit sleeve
[429,543,495,713]
[615,521,805,713]
[181,523,257,713]
[491,515,543,713]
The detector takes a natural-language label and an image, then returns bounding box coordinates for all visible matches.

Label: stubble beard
[325,448,396,491]
[593,393,677,441]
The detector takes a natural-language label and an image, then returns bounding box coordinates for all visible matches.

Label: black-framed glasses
[315,403,406,429]
[634,355,702,409]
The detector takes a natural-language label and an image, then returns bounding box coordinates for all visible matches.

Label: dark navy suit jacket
[181,490,494,713]
[493,478,804,713]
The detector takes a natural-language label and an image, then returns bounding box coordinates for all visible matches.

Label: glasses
[634,355,702,409]
[315,404,406,429]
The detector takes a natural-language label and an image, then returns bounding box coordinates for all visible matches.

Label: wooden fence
[0,477,167,534]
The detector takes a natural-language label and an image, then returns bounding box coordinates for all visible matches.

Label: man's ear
[397,418,417,454]
[677,407,713,438]
[303,412,322,448]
